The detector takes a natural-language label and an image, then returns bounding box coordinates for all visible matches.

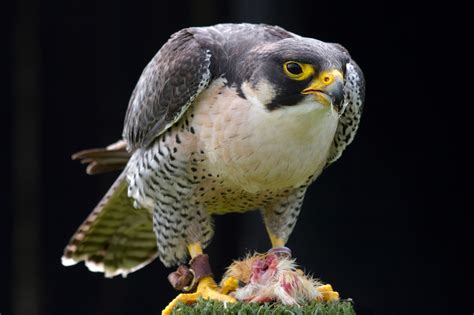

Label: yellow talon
[317,284,333,292]
[322,291,340,301]
[220,276,239,294]
[162,276,236,315]
[317,284,340,302]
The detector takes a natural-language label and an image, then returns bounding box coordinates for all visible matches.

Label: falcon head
[239,37,349,112]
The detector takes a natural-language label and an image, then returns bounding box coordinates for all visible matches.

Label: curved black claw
[268,246,292,257]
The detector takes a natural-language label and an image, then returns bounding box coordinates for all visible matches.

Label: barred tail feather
[62,171,158,277]
[72,140,131,175]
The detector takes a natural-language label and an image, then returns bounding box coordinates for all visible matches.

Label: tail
[63,141,158,277]
[72,140,131,175]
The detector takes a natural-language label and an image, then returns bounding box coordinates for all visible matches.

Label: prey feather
[222,253,328,305]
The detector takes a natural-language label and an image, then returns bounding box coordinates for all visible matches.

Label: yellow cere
[283,61,314,81]
[302,69,344,95]
[319,69,343,86]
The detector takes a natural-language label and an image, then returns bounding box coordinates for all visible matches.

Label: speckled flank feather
[126,118,214,267]
[62,171,157,277]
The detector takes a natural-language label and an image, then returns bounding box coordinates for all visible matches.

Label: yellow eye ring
[283,61,314,81]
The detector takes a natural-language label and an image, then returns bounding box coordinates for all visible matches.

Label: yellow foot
[317,284,340,302]
[220,276,239,295]
[162,276,236,315]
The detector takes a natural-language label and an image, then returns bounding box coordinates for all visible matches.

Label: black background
[2,1,470,315]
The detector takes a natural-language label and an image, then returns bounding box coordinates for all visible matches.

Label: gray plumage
[123,30,212,149]
[63,23,365,276]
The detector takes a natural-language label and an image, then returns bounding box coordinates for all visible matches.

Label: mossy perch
[172,298,356,314]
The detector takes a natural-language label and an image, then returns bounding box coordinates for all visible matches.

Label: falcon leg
[162,242,236,315]
[268,232,286,248]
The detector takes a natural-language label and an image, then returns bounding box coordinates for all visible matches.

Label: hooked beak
[301,69,344,110]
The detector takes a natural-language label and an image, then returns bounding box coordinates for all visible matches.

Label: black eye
[285,62,303,75]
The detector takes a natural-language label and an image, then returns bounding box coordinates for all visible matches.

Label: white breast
[191,79,339,193]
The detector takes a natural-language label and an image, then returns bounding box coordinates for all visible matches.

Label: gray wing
[123,28,212,150]
[326,56,365,165]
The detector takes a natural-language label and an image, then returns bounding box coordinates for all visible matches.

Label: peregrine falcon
[62,23,364,310]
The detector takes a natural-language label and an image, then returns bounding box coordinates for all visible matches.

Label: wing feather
[123,29,212,150]
[326,57,365,166]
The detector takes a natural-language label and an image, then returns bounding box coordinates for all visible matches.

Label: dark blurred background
[1,1,470,315]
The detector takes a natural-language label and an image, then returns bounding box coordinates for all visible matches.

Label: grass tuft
[172,298,355,314]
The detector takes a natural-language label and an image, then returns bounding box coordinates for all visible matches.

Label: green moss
[172,298,355,315]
